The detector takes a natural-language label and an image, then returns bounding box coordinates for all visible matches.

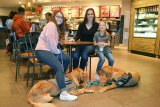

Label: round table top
[61,40,94,46]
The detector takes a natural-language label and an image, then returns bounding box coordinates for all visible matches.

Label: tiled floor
[0,47,160,107]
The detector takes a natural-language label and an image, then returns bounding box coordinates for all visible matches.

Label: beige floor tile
[136,95,160,107]
[0,47,160,107]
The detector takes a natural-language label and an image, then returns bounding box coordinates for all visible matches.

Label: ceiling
[0,0,122,8]
[0,0,26,8]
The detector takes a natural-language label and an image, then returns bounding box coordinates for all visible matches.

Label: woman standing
[72,8,99,71]
[35,10,77,101]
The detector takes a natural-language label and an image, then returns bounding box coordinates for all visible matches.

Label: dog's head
[68,67,86,87]
[99,66,113,78]
[73,68,86,84]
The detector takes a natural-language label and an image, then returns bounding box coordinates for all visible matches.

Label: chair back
[12,32,20,55]
[24,32,40,62]
[24,33,35,58]
[31,32,40,49]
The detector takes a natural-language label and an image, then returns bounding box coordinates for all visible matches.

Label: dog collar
[112,72,132,87]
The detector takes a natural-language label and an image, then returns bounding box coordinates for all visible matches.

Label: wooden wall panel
[131,38,156,53]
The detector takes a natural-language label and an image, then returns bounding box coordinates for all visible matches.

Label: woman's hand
[68,38,75,42]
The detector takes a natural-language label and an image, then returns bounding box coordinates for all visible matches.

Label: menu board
[92,7,99,17]
[110,5,120,18]
[52,8,61,12]
[81,6,99,17]
[61,7,68,18]
[100,6,110,17]
[71,7,80,17]
[81,6,90,17]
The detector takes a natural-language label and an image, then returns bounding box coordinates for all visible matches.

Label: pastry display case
[134,6,158,38]
[129,4,160,57]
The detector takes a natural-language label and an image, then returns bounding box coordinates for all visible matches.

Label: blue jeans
[17,37,26,53]
[73,45,95,70]
[35,50,70,90]
[96,51,114,73]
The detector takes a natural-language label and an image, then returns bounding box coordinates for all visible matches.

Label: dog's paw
[84,89,94,93]
[99,88,106,93]
[70,90,78,95]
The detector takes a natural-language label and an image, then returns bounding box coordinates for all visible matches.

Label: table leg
[69,45,72,72]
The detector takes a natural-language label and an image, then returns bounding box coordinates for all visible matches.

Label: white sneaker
[60,93,77,101]
[94,73,100,81]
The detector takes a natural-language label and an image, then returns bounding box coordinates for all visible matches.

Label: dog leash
[85,80,109,88]
[57,44,64,69]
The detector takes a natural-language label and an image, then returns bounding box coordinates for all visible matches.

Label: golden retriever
[28,68,94,107]
[98,66,141,93]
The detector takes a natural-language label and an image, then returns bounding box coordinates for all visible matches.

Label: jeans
[35,50,70,90]
[73,45,95,70]
[17,37,26,53]
[96,51,114,73]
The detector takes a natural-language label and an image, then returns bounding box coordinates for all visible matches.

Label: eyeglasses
[55,15,63,19]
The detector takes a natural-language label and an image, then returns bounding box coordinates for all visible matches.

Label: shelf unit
[134,7,158,38]
[129,2,160,57]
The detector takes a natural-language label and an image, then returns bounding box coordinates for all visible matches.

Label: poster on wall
[71,7,80,17]
[61,7,68,18]
[92,7,99,17]
[110,5,120,18]
[52,8,61,13]
[81,6,90,17]
[100,6,109,17]
[81,6,99,17]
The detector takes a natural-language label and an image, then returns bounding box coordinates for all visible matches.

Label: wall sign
[110,5,120,18]
[100,6,110,17]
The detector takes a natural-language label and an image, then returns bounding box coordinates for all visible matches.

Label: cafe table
[61,40,94,72]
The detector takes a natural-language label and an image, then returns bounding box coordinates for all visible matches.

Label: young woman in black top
[72,8,99,70]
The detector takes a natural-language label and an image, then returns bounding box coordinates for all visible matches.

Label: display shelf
[129,1,160,57]
[133,6,158,38]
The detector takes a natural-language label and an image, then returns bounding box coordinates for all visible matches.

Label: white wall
[121,0,131,48]
[0,8,17,16]
[40,0,122,7]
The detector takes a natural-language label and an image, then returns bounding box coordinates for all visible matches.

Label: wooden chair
[24,32,45,86]
[14,33,31,81]
[89,53,98,80]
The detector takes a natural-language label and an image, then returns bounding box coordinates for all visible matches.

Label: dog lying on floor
[98,66,141,93]
[28,68,94,107]
[66,68,94,95]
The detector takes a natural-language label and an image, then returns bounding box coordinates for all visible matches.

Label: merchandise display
[134,5,158,38]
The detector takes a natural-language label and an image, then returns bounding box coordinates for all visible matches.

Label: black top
[74,22,99,42]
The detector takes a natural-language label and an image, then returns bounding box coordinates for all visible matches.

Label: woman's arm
[46,22,60,54]
[73,23,82,41]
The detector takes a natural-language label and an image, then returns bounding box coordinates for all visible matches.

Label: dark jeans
[35,50,70,90]
[73,45,95,70]
[17,37,26,53]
